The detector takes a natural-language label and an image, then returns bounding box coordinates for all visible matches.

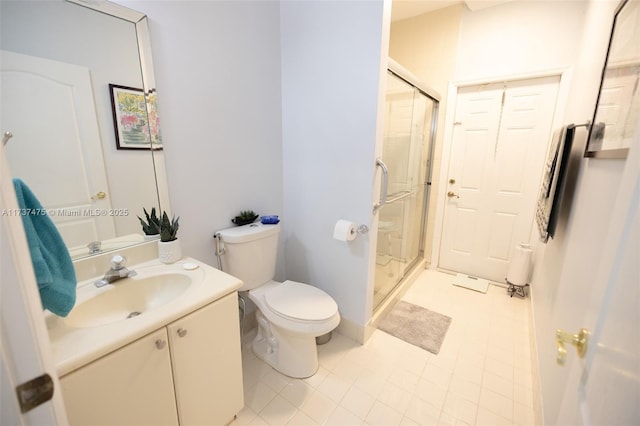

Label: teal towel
[12,179,77,317]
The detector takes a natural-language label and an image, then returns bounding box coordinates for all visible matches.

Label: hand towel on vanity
[12,178,76,316]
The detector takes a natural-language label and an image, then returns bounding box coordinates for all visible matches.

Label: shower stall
[373,60,439,312]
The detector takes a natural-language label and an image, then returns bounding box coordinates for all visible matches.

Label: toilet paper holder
[355,225,369,235]
[333,220,369,242]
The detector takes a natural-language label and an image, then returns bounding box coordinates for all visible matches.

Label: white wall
[125,0,390,334]
[124,0,390,333]
[123,1,285,273]
[455,0,586,81]
[280,0,389,328]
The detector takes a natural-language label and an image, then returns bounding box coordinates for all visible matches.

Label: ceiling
[390,0,515,21]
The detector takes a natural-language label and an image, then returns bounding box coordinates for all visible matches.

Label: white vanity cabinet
[60,328,179,425]
[60,292,244,425]
[168,291,244,425]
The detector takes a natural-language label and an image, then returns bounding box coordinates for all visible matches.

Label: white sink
[65,272,192,328]
[47,257,243,377]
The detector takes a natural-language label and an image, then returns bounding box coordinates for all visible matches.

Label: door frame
[431,68,573,277]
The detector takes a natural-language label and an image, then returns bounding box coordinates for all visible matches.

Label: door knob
[91,191,107,200]
[155,339,167,350]
[447,191,460,199]
[177,328,188,338]
[556,328,589,365]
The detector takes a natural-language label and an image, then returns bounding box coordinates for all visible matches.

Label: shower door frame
[372,62,440,314]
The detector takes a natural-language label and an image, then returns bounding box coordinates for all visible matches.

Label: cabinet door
[60,329,178,426]
[168,292,244,425]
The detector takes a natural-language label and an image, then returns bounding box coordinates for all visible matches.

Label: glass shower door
[373,71,436,311]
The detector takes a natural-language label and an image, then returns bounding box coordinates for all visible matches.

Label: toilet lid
[265,281,338,321]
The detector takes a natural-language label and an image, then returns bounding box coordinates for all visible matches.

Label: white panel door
[440,76,559,282]
[577,180,640,425]
[553,136,640,425]
[1,50,115,251]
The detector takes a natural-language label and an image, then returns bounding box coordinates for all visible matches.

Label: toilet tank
[217,223,280,291]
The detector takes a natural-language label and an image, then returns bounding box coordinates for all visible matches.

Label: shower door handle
[373,158,389,214]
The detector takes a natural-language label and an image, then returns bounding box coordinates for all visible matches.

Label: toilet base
[252,310,320,378]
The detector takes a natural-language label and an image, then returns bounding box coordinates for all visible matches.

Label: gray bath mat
[377,301,452,355]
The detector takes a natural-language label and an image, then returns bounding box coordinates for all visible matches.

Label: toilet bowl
[249,280,340,377]
[216,223,340,378]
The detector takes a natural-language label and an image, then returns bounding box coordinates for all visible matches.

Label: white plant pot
[158,239,182,264]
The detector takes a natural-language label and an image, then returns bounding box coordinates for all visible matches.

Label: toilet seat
[264,280,338,322]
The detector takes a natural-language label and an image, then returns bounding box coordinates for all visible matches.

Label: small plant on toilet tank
[232,210,259,226]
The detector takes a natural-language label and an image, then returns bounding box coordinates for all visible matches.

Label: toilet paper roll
[333,220,357,242]
[507,243,533,286]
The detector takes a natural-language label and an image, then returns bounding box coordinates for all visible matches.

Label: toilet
[217,222,340,378]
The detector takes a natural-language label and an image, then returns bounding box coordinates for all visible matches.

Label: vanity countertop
[46,257,242,377]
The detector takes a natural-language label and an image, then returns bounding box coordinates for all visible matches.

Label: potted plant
[137,207,161,240]
[232,210,259,226]
[158,211,181,263]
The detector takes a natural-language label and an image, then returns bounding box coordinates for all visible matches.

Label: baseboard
[529,287,545,425]
[335,317,367,344]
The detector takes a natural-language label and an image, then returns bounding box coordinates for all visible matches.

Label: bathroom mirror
[0,0,168,259]
[585,0,639,159]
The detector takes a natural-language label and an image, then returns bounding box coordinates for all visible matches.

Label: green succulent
[137,207,161,235]
[160,211,180,242]
[238,210,257,220]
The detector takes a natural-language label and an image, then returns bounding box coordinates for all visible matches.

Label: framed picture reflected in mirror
[109,84,162,150]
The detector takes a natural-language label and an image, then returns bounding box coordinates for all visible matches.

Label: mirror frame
[64,0,167,257]
[66,0,157,97]
[585,0,638,159]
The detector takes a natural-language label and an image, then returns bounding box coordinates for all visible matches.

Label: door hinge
[16,373,54,413]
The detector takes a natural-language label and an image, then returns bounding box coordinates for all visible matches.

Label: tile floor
[232,269,535,426]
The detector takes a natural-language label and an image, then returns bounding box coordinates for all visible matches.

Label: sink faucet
[87,241,101,254]
[95,255,137,288]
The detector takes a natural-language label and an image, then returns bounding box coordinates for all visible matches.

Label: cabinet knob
[155,339,167,350]
[177,328,188,338]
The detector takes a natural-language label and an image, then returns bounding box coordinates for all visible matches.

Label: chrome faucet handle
[87,241,101,254]
[110,255,127,270]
